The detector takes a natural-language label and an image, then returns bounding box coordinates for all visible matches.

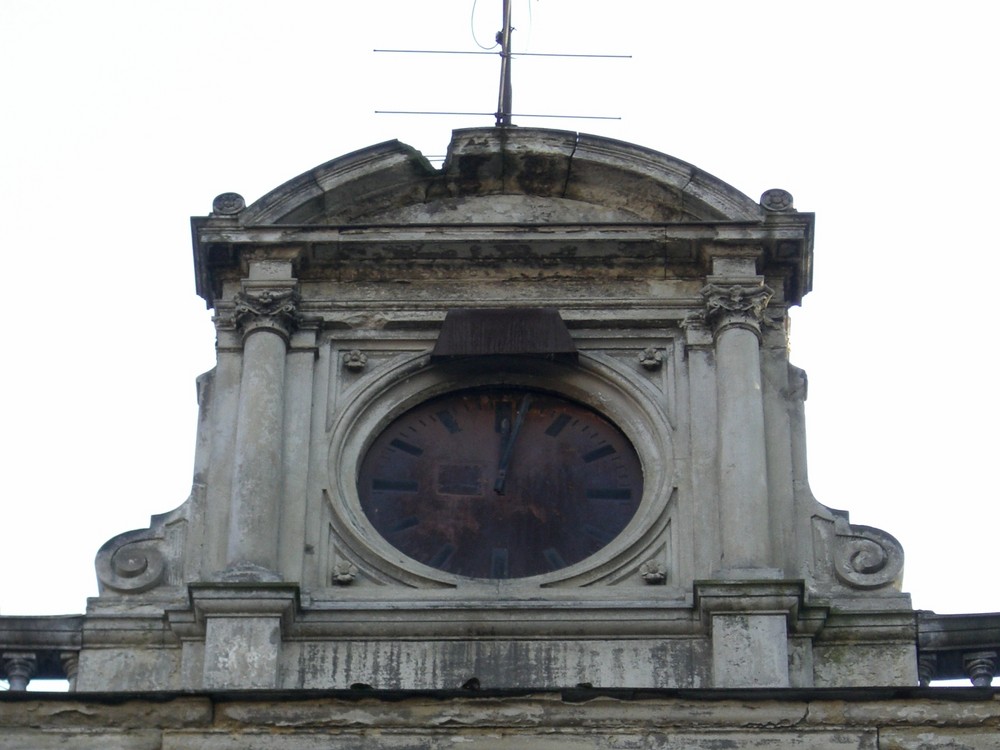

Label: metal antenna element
[496,0,514,127]
[374,2,630,126]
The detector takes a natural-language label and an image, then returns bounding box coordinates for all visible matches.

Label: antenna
[496,0,513,127]
[374,2,629,127]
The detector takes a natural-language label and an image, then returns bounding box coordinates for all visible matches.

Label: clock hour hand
[494,393,532,495]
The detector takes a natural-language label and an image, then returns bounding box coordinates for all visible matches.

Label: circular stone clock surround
[327,353,674,588]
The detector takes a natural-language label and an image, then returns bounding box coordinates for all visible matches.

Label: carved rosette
[233,288,301,342]
[701,283,774,340]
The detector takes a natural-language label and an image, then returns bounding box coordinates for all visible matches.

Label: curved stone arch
[238,128,764,227]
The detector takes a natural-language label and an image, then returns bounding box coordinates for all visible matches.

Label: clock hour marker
[543,547,567,571]
[582,523,614,544]
[372,478,419,493]
[586,487,632,500]
[436,410,462,434]
[428,543,455,568]
[545,413,571,437]
[491,548,509,578]
[388,516,420,533]
[389,438,423,456]
[582,444,617,463]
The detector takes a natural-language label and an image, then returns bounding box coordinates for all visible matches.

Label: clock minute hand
[494,393,533,495]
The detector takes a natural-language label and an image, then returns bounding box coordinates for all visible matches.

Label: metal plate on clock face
[357,387,643,579]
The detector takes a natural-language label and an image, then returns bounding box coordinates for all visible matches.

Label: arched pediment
[238,128,764,226]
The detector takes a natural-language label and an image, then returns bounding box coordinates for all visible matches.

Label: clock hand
[494,393,532,495]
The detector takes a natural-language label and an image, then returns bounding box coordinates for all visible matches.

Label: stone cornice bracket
[232,287,301,343]
[701,282,774,341]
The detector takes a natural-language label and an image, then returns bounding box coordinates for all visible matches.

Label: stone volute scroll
[95,527,167,594]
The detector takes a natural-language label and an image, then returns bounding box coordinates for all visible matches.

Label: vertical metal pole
[496,0,513,126]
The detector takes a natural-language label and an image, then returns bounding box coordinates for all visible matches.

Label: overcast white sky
[2,1,998,624]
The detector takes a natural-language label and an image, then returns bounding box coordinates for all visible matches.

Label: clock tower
[77,128,914,691]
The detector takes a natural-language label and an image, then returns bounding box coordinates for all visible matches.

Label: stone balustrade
[0,616,82,691]
[917,611,1000,686]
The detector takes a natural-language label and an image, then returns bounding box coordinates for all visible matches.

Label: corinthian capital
[233,288,301,341]
[701,282,773,337]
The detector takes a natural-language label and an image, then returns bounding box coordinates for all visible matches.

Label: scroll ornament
[832,516,904,590]
[95,528,167,594]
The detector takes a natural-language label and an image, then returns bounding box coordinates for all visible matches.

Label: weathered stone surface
[2,691,999,749]
[879,729,1000,750]
[0,696,212,727]
[5,127,964,697]
[0,731,163,750]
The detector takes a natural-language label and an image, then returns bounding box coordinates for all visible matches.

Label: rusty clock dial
[357,387,643,579]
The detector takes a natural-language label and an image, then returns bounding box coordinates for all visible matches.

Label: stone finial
[212,192,246,215]
[760,188,794,212]
[2,652,37,691]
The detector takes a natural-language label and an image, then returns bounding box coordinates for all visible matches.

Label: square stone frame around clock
[323,337,679,596]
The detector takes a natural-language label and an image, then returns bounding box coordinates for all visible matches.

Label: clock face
[357,387,643,579]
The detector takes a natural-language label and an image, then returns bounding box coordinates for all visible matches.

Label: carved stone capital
[701,283,774,339]
[233,288,301,342]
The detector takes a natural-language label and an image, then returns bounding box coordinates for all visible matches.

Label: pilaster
[702,254,774,572]
[221,261,301,581]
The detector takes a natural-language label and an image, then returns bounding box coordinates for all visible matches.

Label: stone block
[712,613,789,687]
[204,616,282,689]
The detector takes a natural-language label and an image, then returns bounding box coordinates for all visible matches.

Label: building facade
[2,128,997,746]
